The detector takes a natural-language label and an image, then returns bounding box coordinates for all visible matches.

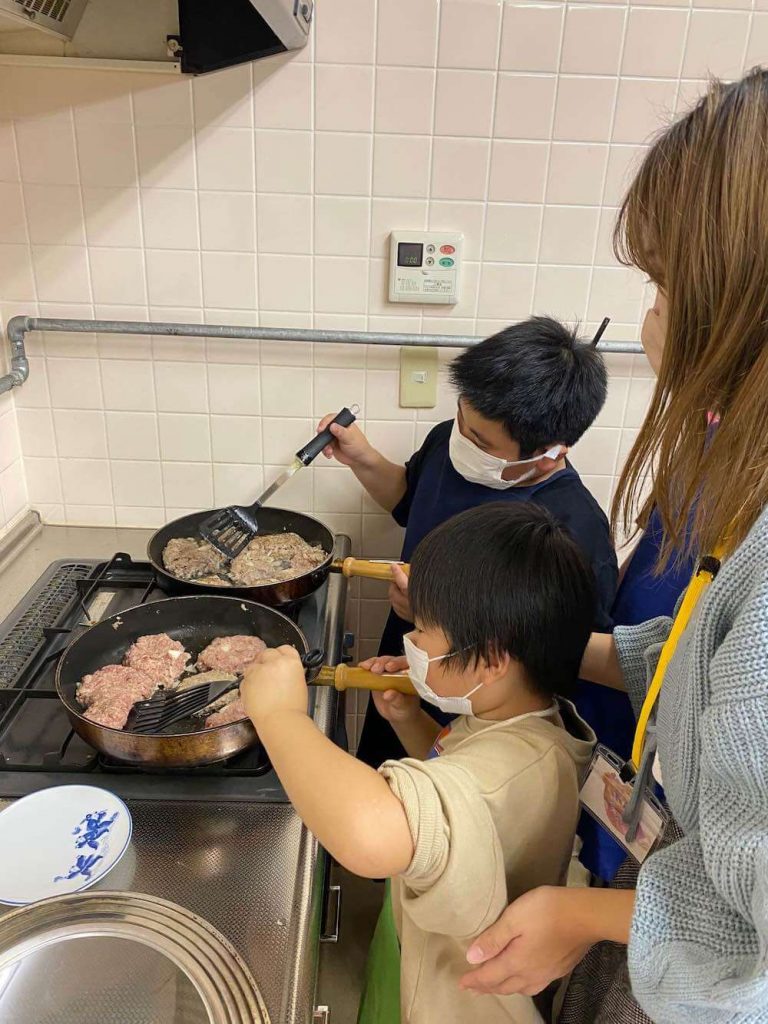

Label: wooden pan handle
[314,664,415,695]
[330,557,411,582]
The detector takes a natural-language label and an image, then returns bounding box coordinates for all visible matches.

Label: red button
[440,245,455,255]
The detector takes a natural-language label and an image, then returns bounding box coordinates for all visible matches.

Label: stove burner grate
[0,548,345,783]
[0,563,93,689]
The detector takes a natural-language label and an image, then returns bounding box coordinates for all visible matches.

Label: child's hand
[359,654,409,674]
[372,688,421,724]
[316,413,375,468]
[359,655,419,723]
[388,563,412,622]
[240,646,308,724]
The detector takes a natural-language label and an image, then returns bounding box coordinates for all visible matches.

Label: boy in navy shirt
[317,316,617,766]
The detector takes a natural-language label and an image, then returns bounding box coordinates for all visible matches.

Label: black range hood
[177,0,311,75]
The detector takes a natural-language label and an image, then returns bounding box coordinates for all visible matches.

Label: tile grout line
[191,76,220,510]
[67,103,108,522]
[188,78,217,513]
[475,0,506,329]
[6,117,40,524]
[421,5,441,346]
[532,3,569,320]
[363,0,380,364]
[133,85,168,521]
[307,43,318,517]
[585,4,630,342]
[249,62,265,484]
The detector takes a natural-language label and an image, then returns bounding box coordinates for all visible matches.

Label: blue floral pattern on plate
[55,809,119,883]
[0,786,132,904]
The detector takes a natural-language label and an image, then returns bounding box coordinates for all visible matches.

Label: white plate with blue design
[0,785,132,905]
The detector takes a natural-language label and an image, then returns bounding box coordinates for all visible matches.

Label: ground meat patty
[197,635,266,674]
[84,690,142,730]
[205,697,247,729]
[163,537,225,580]
[123,633,190,684]
[78,668,158,730]
[77,664,156,707]
[162,531,325,587]
[230,533,326,587]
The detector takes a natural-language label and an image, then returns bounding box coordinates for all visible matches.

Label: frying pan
[147,506,404,606]
[55,595,414,769]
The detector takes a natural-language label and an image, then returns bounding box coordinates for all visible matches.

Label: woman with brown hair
[459,68,768,1023]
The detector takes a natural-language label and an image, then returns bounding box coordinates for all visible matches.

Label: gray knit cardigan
[614,504,768,1023]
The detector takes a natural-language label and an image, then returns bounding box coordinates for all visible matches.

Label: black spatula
[199,406,357,559]
[131,649,325,733]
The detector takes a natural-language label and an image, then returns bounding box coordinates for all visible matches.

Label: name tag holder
[580,745,668,864]
[579,548,723,864]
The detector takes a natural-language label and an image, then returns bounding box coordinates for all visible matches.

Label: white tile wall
[0,0,762,740]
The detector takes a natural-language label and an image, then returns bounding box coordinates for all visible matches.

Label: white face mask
[448,418,562,490]
[403,634,482,717]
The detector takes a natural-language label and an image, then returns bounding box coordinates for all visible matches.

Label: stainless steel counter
[0,798,326,1022]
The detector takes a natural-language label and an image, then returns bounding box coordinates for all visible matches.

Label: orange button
[440,245,455,255]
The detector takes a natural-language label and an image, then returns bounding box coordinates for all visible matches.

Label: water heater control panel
[388,231,463,305]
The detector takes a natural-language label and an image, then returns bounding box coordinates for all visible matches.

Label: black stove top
[0,539,351,802]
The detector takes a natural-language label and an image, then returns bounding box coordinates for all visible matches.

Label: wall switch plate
[400,346,438,408]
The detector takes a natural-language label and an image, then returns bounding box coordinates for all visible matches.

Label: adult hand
[388,563,412,622]
[316,413,375,468]
[240,646,308,725]
[359,654,418,722]
[359,654,409,675]
[459,887,599,997]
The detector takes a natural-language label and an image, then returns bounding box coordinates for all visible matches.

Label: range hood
[0,0,90,40]
[0,0,312,74]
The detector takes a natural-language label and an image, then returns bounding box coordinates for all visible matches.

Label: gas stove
[0,535,352,1023]
[0,536,352,802]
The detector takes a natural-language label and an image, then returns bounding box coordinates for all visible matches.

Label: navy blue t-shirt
[577,505,695,879]
[378,420,618,656]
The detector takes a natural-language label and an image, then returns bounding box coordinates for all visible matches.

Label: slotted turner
[130,651,415,734]
[200,406,358,558]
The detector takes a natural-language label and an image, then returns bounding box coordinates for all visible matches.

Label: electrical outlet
[400,347,438,408]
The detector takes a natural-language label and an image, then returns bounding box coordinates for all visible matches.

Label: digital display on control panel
[397,242,423,268]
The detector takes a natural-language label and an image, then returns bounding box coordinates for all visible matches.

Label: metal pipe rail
[1,316,643,396]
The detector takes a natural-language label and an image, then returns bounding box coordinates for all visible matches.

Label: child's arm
[241,647,414,879]
[316,414,406,512]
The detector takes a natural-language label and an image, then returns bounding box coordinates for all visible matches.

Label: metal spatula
[200,406,358,558]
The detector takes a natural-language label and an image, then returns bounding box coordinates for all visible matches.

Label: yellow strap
[630,545,725,770]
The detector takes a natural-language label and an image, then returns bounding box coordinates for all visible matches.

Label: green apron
[357,880,401,1024]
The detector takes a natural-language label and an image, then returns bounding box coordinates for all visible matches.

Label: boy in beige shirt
[241,503,596,1024]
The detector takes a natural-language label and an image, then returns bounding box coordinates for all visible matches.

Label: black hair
[409,502,596,698]
[449,317,607,456]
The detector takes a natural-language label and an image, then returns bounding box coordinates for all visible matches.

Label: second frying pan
[148,506,408,607]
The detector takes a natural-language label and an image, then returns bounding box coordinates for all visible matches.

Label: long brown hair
[613,68,768,567]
